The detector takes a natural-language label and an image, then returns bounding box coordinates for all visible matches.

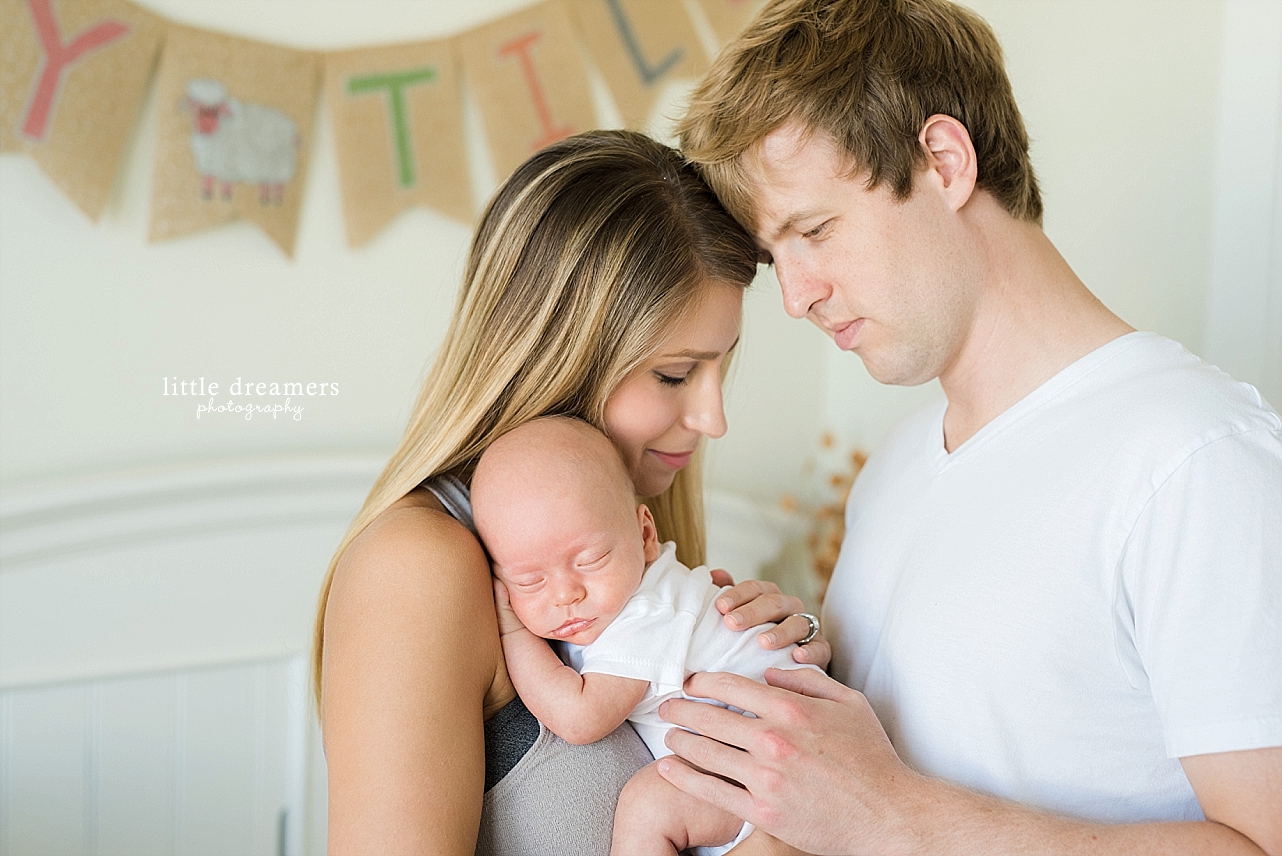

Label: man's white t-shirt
[824,332,1282,822]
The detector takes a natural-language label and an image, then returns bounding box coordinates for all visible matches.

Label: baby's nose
[552,574,587,606]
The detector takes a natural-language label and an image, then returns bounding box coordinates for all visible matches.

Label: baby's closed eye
[576,551,611,570]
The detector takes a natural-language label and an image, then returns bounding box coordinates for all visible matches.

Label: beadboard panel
[0,657,319,856]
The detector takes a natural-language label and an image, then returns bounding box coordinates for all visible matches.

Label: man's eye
[803,221,828,239]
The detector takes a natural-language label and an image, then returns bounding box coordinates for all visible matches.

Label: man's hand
[708,571,831,670]
[660,671,1282,856]
[657,666,916,855]
[491,578,527,637]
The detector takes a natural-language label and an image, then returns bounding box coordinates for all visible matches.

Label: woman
[313,131,828,855]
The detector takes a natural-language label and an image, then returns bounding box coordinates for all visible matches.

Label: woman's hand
[708,570,830,670]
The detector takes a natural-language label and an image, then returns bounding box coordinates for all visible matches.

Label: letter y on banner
[459,0,596,181]
[326,38,471,247]
[0,0,164,219]
[568,0,707,130]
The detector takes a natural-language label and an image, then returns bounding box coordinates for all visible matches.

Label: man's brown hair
[677,0,1042,230]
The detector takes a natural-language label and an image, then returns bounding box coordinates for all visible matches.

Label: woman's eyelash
[655,372,687,386]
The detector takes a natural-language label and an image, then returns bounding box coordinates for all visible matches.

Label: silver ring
[795,613,820,645]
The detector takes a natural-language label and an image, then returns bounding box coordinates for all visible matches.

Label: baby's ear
[637,504,660,563]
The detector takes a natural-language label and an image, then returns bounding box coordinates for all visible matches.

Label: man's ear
[637,504,660,563]
[919,114,977,211]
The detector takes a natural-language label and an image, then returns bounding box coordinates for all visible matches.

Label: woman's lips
[834,318,865,350]
[650,449,694,470]
[551,617,594,639]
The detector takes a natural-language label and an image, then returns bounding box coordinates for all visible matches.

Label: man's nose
[775,259,824,320]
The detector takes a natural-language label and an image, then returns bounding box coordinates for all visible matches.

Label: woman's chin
[632,469,676,498]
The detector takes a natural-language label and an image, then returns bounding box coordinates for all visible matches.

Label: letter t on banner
[460,0,597,181]
[568,0,707,130]
[347,68,437,188]
[326,39,471,246]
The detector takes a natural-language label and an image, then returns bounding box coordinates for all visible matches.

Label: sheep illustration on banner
[567,0,707,130]
[459,0,597,181]
[326,38,471,247]
[691,0,765,46]
[182,78,299,205]
[0,0,165,220]
[149,25,318,257]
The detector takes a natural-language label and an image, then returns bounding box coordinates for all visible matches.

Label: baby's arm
[493,579,648,745]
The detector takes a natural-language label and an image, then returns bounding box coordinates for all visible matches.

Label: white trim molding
[0,455,384,689]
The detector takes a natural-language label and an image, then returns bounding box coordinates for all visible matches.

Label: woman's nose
[685,374,728,439]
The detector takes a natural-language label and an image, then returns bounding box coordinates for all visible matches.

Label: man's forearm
[891,775,1268,856]
[656,671,1279,856]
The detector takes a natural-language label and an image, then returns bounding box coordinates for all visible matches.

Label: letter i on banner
[326,39,471,247]
[690,0,765,46]
[0,0,165,219]
[568,0,707,130]
[459,0,597,181]
[149,25,319,257]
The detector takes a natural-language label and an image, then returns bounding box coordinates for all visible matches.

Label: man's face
[744,122,980,386]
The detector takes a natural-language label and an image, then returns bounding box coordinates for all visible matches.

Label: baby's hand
[491,578,527,638]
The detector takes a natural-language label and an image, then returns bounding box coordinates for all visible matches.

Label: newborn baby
[471,416,819,856]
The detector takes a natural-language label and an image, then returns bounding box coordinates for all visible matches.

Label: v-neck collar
[930,331,1156,471]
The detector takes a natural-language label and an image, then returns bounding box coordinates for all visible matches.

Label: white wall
[0,0,1254,508]
[1204,0,1282,409]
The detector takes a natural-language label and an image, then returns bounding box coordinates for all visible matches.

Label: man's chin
[862,355,936,387]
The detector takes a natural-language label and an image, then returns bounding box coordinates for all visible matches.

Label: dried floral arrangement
[780,432,867,605]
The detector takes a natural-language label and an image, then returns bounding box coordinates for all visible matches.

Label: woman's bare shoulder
[343,490,487,580]
[324,490,506,699]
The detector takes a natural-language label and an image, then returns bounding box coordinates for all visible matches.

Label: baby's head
[472,417,661,646]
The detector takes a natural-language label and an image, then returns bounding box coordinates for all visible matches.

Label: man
[656,1,1282,853]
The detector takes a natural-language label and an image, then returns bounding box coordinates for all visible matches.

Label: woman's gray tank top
[421,474,652,856]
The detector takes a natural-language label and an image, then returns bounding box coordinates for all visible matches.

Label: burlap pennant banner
[460,0,596,182]
[326,38,470,247]
[568,0,706,130]
[0,0,165,219]
[3,0,743,251]
[692,0,764,46]
[149,25,319,256]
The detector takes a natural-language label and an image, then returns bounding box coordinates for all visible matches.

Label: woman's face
[604,281,744,497]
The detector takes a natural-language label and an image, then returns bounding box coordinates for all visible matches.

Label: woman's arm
[494,579,648,745]
[321,504,508,856]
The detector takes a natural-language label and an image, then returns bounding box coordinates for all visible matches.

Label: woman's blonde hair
[312,130,758,707]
